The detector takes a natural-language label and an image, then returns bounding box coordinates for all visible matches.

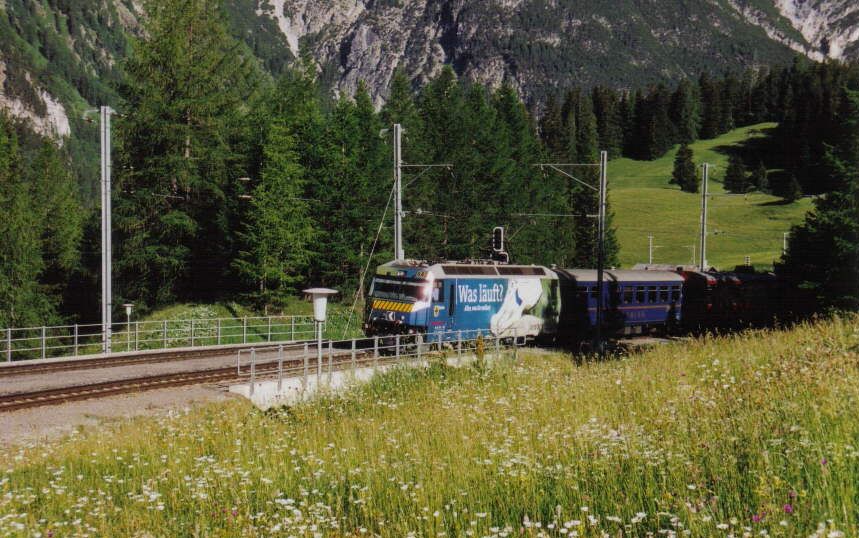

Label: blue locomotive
[363,260,561,341]
[363,260,683,342]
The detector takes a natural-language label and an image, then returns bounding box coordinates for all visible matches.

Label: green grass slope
[609,123,813,269]
[2,315,857,536]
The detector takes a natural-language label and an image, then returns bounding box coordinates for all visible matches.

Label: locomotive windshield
[370,277,431,302]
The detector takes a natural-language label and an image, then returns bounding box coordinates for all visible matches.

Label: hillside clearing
[610,123,813,268]
[1,315,858,536]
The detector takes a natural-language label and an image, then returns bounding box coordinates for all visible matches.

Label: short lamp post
[122,303,134,352]
[303,288,338,382]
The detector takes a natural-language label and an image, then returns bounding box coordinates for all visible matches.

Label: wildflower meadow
[1,315,858,537]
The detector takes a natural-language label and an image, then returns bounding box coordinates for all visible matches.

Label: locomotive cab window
[432,281,444,302]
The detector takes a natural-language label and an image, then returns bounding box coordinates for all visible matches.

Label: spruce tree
[672,143,697,192]
[670,79,700,144]
[115,0,264,306]
[782,89,859,308]
[723,154,749,193]
[782,173,802,203]
[0,117,57,328]
[699,73,722,139]
[751,161,769,193]
[234,120,313,306]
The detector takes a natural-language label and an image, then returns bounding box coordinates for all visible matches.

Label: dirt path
[0,383,239,447]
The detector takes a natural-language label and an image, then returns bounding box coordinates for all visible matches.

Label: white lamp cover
[303,288,338,322]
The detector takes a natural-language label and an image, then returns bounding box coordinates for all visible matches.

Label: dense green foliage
[0,115,84,327]
[782,89,859,309]
[671,143,698,193]
[2,0,857,324]
[113,0,266,305]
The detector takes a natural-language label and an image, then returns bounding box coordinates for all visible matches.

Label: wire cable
[341,178,397,338]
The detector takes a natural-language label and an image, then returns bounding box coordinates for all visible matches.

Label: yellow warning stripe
[372,299,413,313]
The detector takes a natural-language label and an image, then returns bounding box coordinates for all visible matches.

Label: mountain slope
[610,123,813,268]
[1,0,857,160]
[253,0,808,105]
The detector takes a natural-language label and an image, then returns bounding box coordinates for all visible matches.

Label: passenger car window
[623,287,633,304]
[659,286,669,302]
[636,287,645,303]
[648,286,658,303]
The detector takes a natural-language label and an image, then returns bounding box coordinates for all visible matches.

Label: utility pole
[393,124,404,260]
[648,235,654,264]
[100,106,114,354]
[389,123,451,261]
[699,163,709,271]
[595,150,607,356]
[533,153,607,355]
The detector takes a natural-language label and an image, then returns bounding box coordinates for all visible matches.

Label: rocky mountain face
[1,0,858,141]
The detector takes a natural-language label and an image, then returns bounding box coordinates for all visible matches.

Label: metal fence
[236,329,526,395]
[2,315,319,362]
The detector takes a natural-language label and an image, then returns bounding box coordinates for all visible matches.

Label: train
[362,259,814,345]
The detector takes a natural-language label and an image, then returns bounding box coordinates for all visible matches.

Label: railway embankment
[0,314,857,537]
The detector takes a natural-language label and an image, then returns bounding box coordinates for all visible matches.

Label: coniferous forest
[0,0,857,327]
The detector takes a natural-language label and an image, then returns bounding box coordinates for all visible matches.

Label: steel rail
[0,349,373,412]
[0,340,318,378]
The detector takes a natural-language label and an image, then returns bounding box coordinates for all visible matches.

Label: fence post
[277,344,284,392]
[242,317,247,344]
[217,319,222,346]
[457,330,462,361]
[267,317,272,342]
[395,334,400,362]
[6,328,11,362]
[291,317,295,341]
[135,321,139,351]
[327,340,333,382]
[41,326,46,359]
[303,342,309,388]
[163,320,168,348]
[373,335,379,370]
[249,348,256,396]
[417,334,423,363]
[73,324,79,357]
[495,333,500,360]
[351,338,356,372]
[190,320,195,347]
[438,331,443,353]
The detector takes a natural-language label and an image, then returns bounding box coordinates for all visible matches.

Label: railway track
[0,341,317,378]
[0,347,376,413]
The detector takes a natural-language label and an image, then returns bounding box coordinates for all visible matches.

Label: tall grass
[1,315,857,537]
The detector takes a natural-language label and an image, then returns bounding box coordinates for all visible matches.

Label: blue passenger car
[364,260,560,341]
[556,269,683,339]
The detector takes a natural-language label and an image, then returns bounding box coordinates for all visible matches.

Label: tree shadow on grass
[756,199,794,207]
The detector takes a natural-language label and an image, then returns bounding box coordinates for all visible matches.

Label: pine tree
[539,93,565,159]
[591,86,623,158]
[0,116,58,328]
[670,79,700,144]
[751,161,769,193]
[782,89,859,308]
[672,143,697,192]
[782,173,802,203]
[723,154,749,193]
[699,73,722,139]
[234,120,313,306]
[115,0,264,306]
